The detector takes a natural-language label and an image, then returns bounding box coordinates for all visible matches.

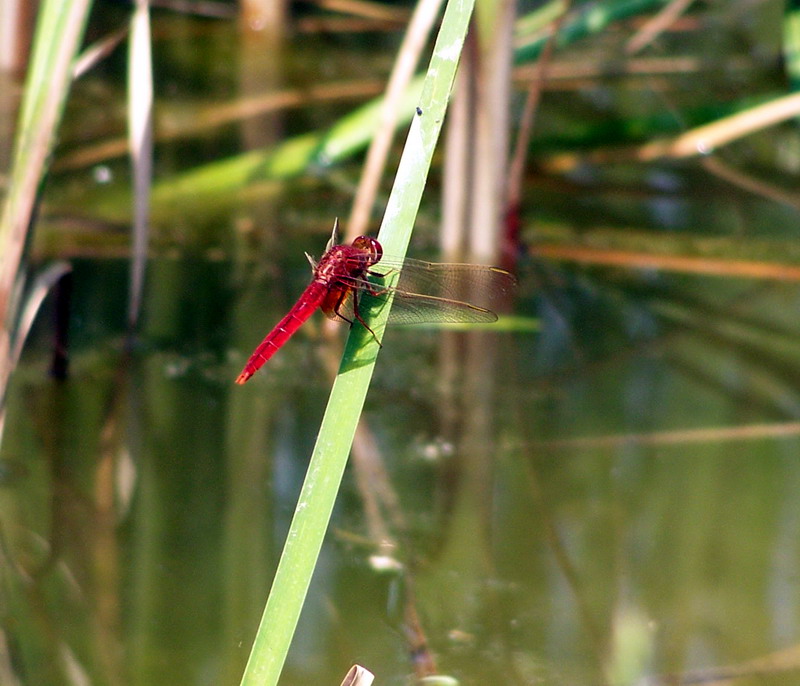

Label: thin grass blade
[127,0,154,330]
[0,0,93,436]
[237,0,476,683]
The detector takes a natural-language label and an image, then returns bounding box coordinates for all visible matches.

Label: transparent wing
[333,258,517,325]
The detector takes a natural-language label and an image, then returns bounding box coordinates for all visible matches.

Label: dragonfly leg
[332,298,355,326]
[363,268,398,298]
[350,292,382,347]
[329,291,381,346]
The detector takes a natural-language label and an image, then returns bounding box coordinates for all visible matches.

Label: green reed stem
[238,0,475,683]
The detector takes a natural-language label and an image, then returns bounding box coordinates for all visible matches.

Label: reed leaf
[238,0,475,682]
[127,0,154,330]
[0,0,93,434]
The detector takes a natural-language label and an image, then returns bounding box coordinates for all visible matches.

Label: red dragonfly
[235,221,516,384]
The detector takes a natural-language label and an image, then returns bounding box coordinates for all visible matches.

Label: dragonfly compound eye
[352,236,383,264]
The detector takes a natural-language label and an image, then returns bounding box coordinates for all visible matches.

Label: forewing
[344,259,517,325]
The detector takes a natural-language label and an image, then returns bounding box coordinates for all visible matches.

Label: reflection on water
[4,255,800,685]
[5,2,800,684]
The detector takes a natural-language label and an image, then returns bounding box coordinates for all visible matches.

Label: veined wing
[334,259,517,325]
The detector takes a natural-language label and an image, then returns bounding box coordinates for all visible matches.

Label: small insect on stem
[415,106,423,116]
[234,223,517,384]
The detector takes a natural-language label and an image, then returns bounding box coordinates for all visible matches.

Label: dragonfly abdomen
[235,281,329,384]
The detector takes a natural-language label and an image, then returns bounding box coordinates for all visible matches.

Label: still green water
[4,256,800,685]
[4,2,800,685]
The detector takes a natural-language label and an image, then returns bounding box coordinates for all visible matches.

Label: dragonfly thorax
[314,236,383,284]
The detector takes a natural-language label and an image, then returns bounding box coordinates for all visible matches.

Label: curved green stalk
[238,0,475,683]
[0,0,93,437]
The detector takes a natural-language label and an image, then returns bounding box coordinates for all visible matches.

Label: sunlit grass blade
[237,0,476,683]
[73,25,129,79]
[346,0,445,238]
[0,0,93,317]
[9,261,72,367]
[127,0,154,330]
[0,0,94,434]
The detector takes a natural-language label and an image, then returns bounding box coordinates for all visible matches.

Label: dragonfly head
[351,235,383,266]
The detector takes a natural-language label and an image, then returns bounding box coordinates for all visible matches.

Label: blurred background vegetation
[4,1,800,685]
